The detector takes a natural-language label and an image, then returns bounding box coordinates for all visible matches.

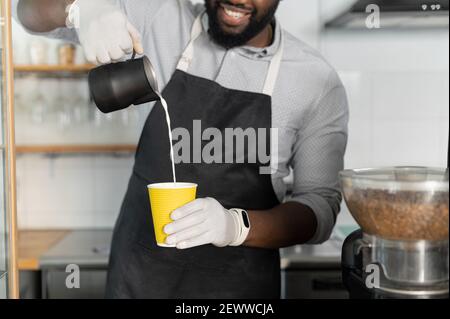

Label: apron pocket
[132,244,190,299]
[136,240,192,267]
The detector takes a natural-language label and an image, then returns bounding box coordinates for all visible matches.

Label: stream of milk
[156,92,177,184]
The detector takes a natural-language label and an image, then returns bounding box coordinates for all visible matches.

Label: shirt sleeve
[290,70,349,244]
[118,0,200,87]
[11,0,182,43]
[12,0,79,42]
[117,0,177,30]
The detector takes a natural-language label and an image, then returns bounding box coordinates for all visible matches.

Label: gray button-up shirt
[13,0,349,244]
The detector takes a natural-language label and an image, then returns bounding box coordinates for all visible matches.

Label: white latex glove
[67,0,144,64]
[164,198,240,249]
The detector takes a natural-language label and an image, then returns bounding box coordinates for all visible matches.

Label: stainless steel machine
[340,167,449,299]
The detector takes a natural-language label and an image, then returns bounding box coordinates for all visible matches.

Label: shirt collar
[236,19,282,59]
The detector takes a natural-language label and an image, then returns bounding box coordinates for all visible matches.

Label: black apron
[106,14,285,299]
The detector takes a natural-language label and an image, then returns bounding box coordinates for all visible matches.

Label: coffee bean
[344,189,449,241]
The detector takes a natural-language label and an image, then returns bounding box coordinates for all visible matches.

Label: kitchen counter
[40,230,112,268]
[19,229,346,270]
[18,230,71,270]
[19,229,344,270]
[280,238,342,270]
[36,230,112,299]
[18,229,349,299]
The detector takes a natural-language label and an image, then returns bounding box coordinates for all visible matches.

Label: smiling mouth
[218,3,253,27]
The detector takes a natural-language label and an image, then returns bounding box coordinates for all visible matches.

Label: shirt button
[230,51,236,58]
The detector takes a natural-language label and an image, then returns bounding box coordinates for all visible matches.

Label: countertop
[280,238,342,270]
[18,230,71,270]
[20,229,347,270]
[40,230,112,269]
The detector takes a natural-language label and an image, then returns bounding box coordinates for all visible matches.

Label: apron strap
[177,12,284,97]
[262,35,284,96]
[176,13,204,72]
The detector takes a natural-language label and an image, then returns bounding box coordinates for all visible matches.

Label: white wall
[16,155,134,229]
[277,0,321,48]
[321,28,449,225]
[277,0,449,225]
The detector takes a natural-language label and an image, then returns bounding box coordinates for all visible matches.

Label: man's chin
[219,29,246,38]
[217,21,249,36]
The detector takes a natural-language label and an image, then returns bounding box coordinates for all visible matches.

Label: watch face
[241,211,250,228]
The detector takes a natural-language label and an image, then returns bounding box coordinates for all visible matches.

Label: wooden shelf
[14,64,95,73]
[16,144,137,154]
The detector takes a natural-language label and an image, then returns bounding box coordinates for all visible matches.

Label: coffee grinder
[340,167,449,299]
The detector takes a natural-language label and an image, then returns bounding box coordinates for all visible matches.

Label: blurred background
[7,0,449,299]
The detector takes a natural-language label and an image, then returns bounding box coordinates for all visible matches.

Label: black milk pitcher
[88,54,160,114]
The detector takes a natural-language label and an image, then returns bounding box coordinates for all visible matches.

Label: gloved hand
[164,198,240,249]
[67,0,144,64]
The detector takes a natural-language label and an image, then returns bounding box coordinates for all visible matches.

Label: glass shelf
[16,144,137,154]
[14,64,94,73]
[14,64,95,79]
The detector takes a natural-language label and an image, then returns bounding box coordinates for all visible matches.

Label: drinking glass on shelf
[13,80,25,114]
[13,91,27,143]
[14,92,22,111]
[45,80,60,129]
[91,103,117,143]
[72,96,89,125]
[92,102,105,128]
[103,112,116,129]
[30,93,47,125]
[54,84,73,131]
[117,107,141,143]
[120,109,130,127]
[13,40,30,65]
[19,76,39,114]
[75,45,87,65]
[14,92,25,125]
[58,43,76,65]
[58,103,73,130]
[121,107,140,128]
[29,40,49,65]
[72,81,90,125]
[46,41,60,66]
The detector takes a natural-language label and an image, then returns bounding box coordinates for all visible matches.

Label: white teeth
[224,8,245,19]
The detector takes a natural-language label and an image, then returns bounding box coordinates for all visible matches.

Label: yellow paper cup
[148,182,197,247]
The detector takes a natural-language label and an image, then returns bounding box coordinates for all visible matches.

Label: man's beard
[205,0,280,49]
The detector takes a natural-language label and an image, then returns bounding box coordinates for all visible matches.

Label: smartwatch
[229,208,251,246]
